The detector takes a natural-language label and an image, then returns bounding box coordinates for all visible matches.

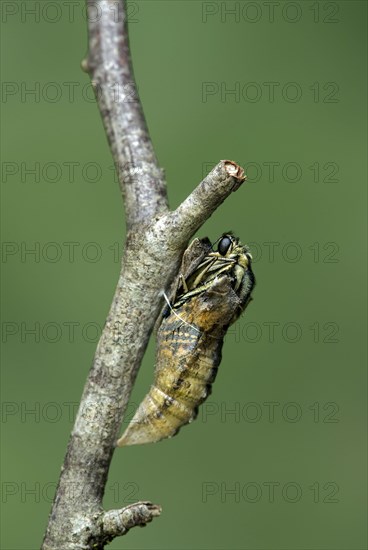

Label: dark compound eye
[218,236,232,256]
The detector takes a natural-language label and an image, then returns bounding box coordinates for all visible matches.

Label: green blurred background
[1,1,367,549]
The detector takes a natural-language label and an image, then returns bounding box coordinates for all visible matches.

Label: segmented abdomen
[117,302,224,446]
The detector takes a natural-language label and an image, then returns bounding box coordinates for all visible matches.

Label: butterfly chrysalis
[117,233,255,446]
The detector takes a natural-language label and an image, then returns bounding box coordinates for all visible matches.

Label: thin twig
[42,1,247,548]
[83,0,168,228]
[169,160,246,244]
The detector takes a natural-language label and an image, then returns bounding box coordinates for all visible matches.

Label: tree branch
[169,160,245,244]
[83,0,168,228]
[42,1,247,548]
[102,501,162,539]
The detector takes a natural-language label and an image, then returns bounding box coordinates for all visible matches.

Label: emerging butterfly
[117,233,255,446]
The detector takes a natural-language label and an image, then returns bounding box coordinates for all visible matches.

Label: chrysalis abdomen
[118,301,225,446]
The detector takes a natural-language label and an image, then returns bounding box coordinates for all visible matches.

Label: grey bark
[42,1,246,548]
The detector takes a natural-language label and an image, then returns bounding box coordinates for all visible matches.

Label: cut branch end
[102,501,162,539]
[223,160,246,187]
